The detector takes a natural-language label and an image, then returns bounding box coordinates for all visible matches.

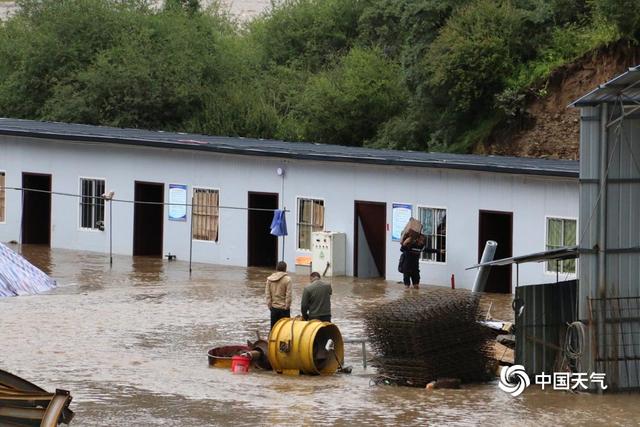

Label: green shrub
[0,0,630,154]
[590,0,640,39]
[286,47,408,146]
[248,0,364,71]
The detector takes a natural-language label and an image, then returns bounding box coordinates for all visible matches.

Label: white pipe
[473,240,498,293]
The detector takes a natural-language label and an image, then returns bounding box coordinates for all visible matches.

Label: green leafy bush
[284,47,408,146]
[590,0,640,39]
[0,0,631,153]
[248,0,364,71]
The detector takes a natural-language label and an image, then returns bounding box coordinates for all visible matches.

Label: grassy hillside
[0,0,635,156]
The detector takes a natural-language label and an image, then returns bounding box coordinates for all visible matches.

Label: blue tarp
[0,243,56,297]
[270,210,288,237]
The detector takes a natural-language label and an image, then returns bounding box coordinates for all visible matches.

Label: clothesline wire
[1,186,290,212]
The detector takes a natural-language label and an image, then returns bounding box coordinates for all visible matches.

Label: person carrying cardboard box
[399,219,441,289]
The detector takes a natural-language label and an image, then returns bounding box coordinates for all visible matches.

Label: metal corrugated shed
[0,117,579,177]
[574,70,640,390]
[572,66,640,107]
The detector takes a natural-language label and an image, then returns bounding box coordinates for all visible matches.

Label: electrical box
[311,231,346,277]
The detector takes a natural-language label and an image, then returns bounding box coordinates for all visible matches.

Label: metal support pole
[189,197,194,275]
[362,341,367,369]
[281,173,285,262]
[19,188,24,247]
[282,205,286,261]
[598,103,609,296]
[109,200,113,267]
[598,102,609,386]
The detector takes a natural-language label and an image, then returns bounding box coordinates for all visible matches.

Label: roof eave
[0,128,578,178]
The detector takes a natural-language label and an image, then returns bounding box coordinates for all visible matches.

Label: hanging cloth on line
[270,210,288,236]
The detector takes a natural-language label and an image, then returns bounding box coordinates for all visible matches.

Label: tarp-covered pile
[0,242,56,297]
[365,288,493,387]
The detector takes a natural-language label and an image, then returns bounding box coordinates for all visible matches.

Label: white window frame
[0,171,6,224]
[544,215,578,276]
[78,176,106,232]
[191,186,220,243]
[417,205,448,265]
[296,196,326,252]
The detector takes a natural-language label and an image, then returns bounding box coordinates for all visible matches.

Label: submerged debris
[426,378,462,390]
[0,368,74,426]
[365,288,493,387]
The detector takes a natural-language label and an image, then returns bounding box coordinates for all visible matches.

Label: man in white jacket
[265,261,292,329]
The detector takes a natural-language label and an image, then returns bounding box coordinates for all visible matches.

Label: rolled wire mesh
[365,288,493,387]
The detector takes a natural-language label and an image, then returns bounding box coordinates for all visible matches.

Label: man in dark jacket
[301,272,332,322]
[400,234,439,289]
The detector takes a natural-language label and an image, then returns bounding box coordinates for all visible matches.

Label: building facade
[0,118,579,292]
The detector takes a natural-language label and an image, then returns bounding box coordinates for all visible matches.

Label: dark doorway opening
[21,173,52,245]
[354,201,386,278]
[478,210,513,293]
[133,181,164,257]
[248,192,278,267]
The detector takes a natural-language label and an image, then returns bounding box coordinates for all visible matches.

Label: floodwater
[1,246,639,426]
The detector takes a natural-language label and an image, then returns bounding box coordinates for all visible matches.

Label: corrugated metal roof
[571,66,640,107]
[466,246,579,269]
[0,117,579,177]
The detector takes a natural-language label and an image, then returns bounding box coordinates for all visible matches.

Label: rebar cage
[365,288,493,387]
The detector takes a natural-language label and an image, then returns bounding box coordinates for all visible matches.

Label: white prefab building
[0,118,579,292]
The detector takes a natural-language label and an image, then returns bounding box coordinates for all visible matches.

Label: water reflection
[0,246,638,426]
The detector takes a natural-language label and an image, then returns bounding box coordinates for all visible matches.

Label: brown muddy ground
[1,245,638,426]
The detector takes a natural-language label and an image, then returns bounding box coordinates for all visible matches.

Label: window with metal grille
[297,198,324,250]
[80,178,105,230]
[418,206,446,263]
[192,188,219,242]
[546,217,576,274]
[0,172,5,223]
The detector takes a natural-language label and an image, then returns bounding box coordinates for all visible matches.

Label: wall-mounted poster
[392,203,412,241]
[168,184,187,221]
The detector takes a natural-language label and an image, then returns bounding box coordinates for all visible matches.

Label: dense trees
[0,0,625,152]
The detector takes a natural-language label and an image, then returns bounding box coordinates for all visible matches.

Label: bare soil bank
[477,41,640,160]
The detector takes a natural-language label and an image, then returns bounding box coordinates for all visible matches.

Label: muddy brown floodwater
[1,245,639,426]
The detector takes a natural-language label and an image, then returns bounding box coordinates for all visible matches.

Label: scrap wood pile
[365,288,493,387]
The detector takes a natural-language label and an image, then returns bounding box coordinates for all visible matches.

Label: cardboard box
[401,218,423,239]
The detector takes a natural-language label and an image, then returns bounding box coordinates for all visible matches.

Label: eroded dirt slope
[476,42,640,159]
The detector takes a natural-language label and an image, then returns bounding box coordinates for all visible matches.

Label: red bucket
[231,355,251,374]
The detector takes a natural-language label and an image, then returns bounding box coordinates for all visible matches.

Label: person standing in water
[265,261,292,329]
[400,234,439,289]
[301,272,332,322]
